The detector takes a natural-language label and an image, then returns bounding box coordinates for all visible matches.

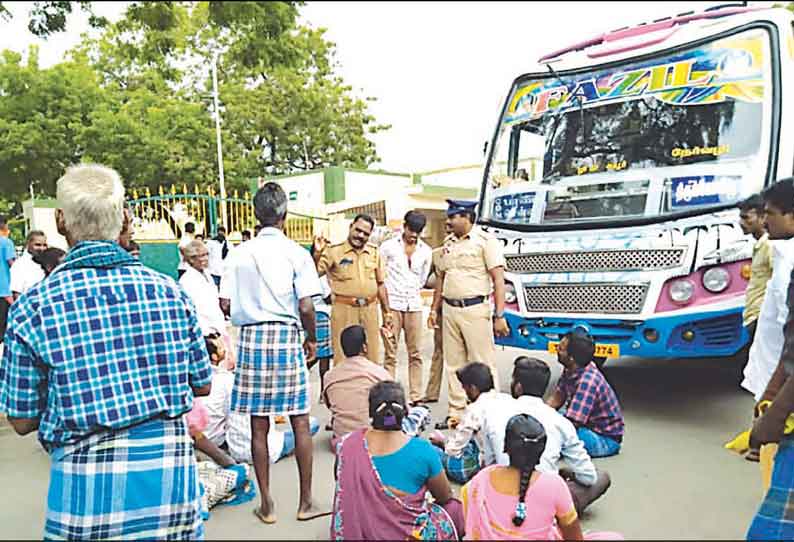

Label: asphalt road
[0,334,762,540]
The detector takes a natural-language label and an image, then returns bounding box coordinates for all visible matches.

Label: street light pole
[211,52,228,232]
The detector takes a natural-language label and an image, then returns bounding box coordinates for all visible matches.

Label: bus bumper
[496,307,749,359]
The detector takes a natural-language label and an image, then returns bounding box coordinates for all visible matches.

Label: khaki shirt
[317,241,384,298]
[439,226,505,299]
[744,233,773,326]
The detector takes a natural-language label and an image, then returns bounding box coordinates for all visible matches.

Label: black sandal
[434,416,459,430]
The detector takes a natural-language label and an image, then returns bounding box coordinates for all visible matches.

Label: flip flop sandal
[253,507,277,525]
[296,509,332,522]
[746,448,761,462]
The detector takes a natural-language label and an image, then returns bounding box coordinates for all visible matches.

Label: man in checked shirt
[380,210,433,405]
[547,328,625,458]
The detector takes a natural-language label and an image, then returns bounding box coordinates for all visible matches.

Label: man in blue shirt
[0,215,14,344]
[222,182,328,525]
[0,164,212,540]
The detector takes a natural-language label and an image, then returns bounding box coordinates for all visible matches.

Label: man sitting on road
[506,357,611,514]
[547,329,625,458]
[429,362,516,484]
[323,325,431,451]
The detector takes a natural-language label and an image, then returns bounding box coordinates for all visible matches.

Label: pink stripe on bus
[538,5,765,63]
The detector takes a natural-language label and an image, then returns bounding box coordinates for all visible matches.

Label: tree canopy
[0,1,389,198]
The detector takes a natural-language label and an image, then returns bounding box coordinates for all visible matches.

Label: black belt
[443,295,487,308]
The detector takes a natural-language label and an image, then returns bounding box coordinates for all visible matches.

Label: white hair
[56,163,126,242]
[182,239,207,259]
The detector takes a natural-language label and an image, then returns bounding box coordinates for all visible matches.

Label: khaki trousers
[331,302,381,365]
[383,309,424,402]
[423,320,444,402]
[443,301,497,419]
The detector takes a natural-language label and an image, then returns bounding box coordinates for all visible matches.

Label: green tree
[78,86,218,191]
[0,47,107,197]
[0,1,389,197]
[78,1,389,183]
[0,1,108,37]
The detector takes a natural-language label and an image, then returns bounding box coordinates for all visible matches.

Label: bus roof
[538,4,768,63]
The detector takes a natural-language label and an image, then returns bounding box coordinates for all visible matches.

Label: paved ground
[0,332,764,540]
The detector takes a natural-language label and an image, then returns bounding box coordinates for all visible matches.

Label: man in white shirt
[380,210,433,404]
[177,221,195,279]
[742,181,794,405]
[429,362,516,483]
[506,357,611,514]
[10,230,47,301]
[179,240,227,337]
[205,226,229,288]
[221,182,327,523]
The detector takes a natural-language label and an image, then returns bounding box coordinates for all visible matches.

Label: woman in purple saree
[331,381,464,540]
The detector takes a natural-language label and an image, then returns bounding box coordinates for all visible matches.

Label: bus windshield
[482,28,773,227]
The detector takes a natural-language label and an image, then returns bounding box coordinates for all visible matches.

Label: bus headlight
[703,267,731,293]
[669,279,695,304]
[505,282,517,305]
[505,281,518,311]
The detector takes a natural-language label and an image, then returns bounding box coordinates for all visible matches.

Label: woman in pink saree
[331,381,463,540]
[461,414,622,541]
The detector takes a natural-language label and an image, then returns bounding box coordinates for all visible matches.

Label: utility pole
[211,51,228,231]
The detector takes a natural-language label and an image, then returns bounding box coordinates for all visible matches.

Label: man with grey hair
[0,163,212,540]
[221,181,327,524]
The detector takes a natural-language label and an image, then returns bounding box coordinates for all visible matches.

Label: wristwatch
[493,312,505,320]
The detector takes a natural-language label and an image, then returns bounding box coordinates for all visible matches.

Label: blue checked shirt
[0,241,212,451]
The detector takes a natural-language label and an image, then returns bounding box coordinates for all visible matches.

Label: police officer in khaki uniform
[313,214,393,366]
[429,199,509,429]
[422,235,449,403]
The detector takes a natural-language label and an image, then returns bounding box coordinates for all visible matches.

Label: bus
[479,4,794,366]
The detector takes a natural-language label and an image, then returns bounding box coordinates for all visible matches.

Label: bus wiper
[545,63,586,147]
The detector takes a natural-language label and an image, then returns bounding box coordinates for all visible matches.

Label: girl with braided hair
[461,414,623,540]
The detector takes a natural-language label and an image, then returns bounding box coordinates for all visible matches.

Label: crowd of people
[732,177,794,539]
[0,162,631,540]
[13,165,794,541]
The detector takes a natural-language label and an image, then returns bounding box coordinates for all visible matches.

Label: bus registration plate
[547,342,620,358]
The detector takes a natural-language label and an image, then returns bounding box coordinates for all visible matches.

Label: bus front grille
[523,283,649,314]
[506,248,685,274]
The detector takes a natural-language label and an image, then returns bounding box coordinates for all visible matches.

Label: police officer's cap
[446,199,477,217]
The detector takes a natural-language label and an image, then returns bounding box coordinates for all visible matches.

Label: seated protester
[331,381,463,541]
[202,333,235,446]
[227,413,321,465]
[508,357,610,514]
[184,335,241,465]
[194,333,322,464]
[461,414,623,541]
[185,383,256,520]
[430,362,516,484]
[323,325,433,449]
[547,329,625,458]
[324,325,392,450]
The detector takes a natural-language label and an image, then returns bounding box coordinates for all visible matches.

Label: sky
[0,1,772,173]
